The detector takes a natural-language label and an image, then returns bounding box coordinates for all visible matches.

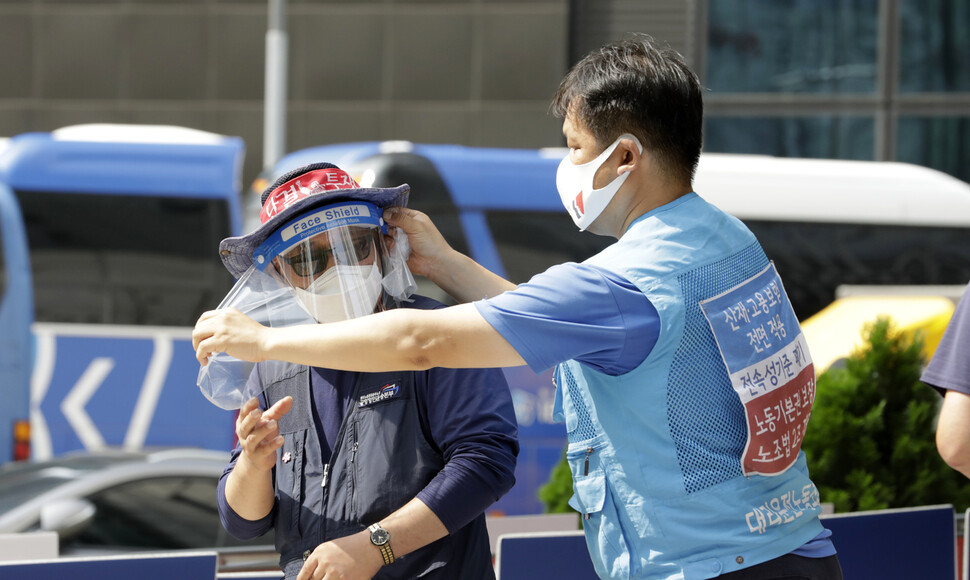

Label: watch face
[370,527,390,546]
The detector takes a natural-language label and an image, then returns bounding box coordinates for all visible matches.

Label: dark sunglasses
[278,234,374,278]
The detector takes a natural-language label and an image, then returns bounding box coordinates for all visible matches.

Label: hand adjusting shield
[197,162,416,410]
[196,264,316,410]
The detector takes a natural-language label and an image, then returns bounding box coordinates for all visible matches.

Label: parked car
[0,447,277,572]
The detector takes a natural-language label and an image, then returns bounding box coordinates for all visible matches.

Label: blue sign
[0,552,218,580]
[31,323,236,459]
[496,532,597,580]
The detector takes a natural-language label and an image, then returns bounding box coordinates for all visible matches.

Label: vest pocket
[277,429,306,535]
[566,442,637,579]
[565,438,608,516]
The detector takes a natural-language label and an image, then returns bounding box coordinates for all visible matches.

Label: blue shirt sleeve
[474,262,660,375]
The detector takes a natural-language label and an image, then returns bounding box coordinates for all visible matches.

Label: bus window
[746,221,970,320]
[1,125,243,327]
[347,152,472,304]
[351,152,470,257]
[16,190,234,326]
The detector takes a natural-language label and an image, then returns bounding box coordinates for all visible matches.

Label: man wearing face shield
[204,162,518,580]
[195,36,841,580]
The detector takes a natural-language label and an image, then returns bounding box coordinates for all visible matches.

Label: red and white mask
[555,134,642,231]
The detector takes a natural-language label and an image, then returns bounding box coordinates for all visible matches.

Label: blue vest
[556,193,824,580]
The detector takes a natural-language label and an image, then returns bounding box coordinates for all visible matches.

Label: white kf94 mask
[292,263,384,323]
[556,133,643,231]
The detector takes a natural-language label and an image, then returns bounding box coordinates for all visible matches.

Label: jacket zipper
[350,422,360,513]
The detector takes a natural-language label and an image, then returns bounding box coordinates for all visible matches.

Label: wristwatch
[368,523,395,565]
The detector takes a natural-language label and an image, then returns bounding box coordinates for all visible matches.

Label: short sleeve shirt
[922,283,970,395]
[474,262,660,375]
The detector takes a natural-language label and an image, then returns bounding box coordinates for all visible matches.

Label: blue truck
[0,124,245,464]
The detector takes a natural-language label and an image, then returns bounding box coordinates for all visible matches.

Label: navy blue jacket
[217,295,518,578]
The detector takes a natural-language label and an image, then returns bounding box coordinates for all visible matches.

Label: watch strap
[378,542,394,565]
[367,523,395,565]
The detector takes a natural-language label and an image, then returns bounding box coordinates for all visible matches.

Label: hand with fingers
[297,531,382,580]
[236,396,294,473]
[382,207,453,280]
[193,307,270,366]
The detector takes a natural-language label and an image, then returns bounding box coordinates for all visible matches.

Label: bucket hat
[218,162,409,278]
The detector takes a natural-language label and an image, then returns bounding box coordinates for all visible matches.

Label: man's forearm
[299,497,450,578]
[261,303,526,372]
[429,249,517,303]
[377,497,449,559]
[225,455,277,521]
[937,390,970,478]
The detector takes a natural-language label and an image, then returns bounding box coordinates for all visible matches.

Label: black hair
[551,33,703,185]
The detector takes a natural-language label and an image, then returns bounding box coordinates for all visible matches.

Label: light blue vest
[556,193,824,580]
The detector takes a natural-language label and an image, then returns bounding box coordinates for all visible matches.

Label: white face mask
[292,263,383,323]
[555,133,643,231]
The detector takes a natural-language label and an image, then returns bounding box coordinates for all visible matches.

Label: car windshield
[0,454,141,513]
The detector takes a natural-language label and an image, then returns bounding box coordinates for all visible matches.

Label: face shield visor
[197,200,417,410]
[274,224,387,322]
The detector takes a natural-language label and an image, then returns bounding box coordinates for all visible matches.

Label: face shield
[274,224,386,322]
[197,200,417,410]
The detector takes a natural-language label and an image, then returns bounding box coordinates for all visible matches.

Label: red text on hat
[260,168,360,223]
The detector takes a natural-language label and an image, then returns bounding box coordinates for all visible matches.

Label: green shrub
[802,317,970,512]
[538,448,577,515]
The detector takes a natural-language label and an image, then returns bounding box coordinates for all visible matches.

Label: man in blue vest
[207,162,518,580]
[195,35,842,579]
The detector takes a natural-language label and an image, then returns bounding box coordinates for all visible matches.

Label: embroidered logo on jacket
[358,383,400,407]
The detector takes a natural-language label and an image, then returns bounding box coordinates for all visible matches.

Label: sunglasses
[277,234,374,278]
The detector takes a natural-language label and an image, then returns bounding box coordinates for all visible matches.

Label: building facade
[1,0,966,186]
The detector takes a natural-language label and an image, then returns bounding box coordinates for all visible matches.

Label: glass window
[899,0,970,93]
[746,220,970,319]
[351,153,470,258]
[485,211,613,284]
[14,191,235,326]
[66,476,273,551]
[352,152,471,305]
[70,476,219,550]
[897,116,970,183]
[704,116,875,160]
[0,454,129,513]
[706,0,879,94]
[0,472,72,514]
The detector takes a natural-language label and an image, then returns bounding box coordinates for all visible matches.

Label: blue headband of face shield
[253,200,386,271]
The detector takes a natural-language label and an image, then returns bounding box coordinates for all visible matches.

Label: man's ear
[617,137,642,176]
